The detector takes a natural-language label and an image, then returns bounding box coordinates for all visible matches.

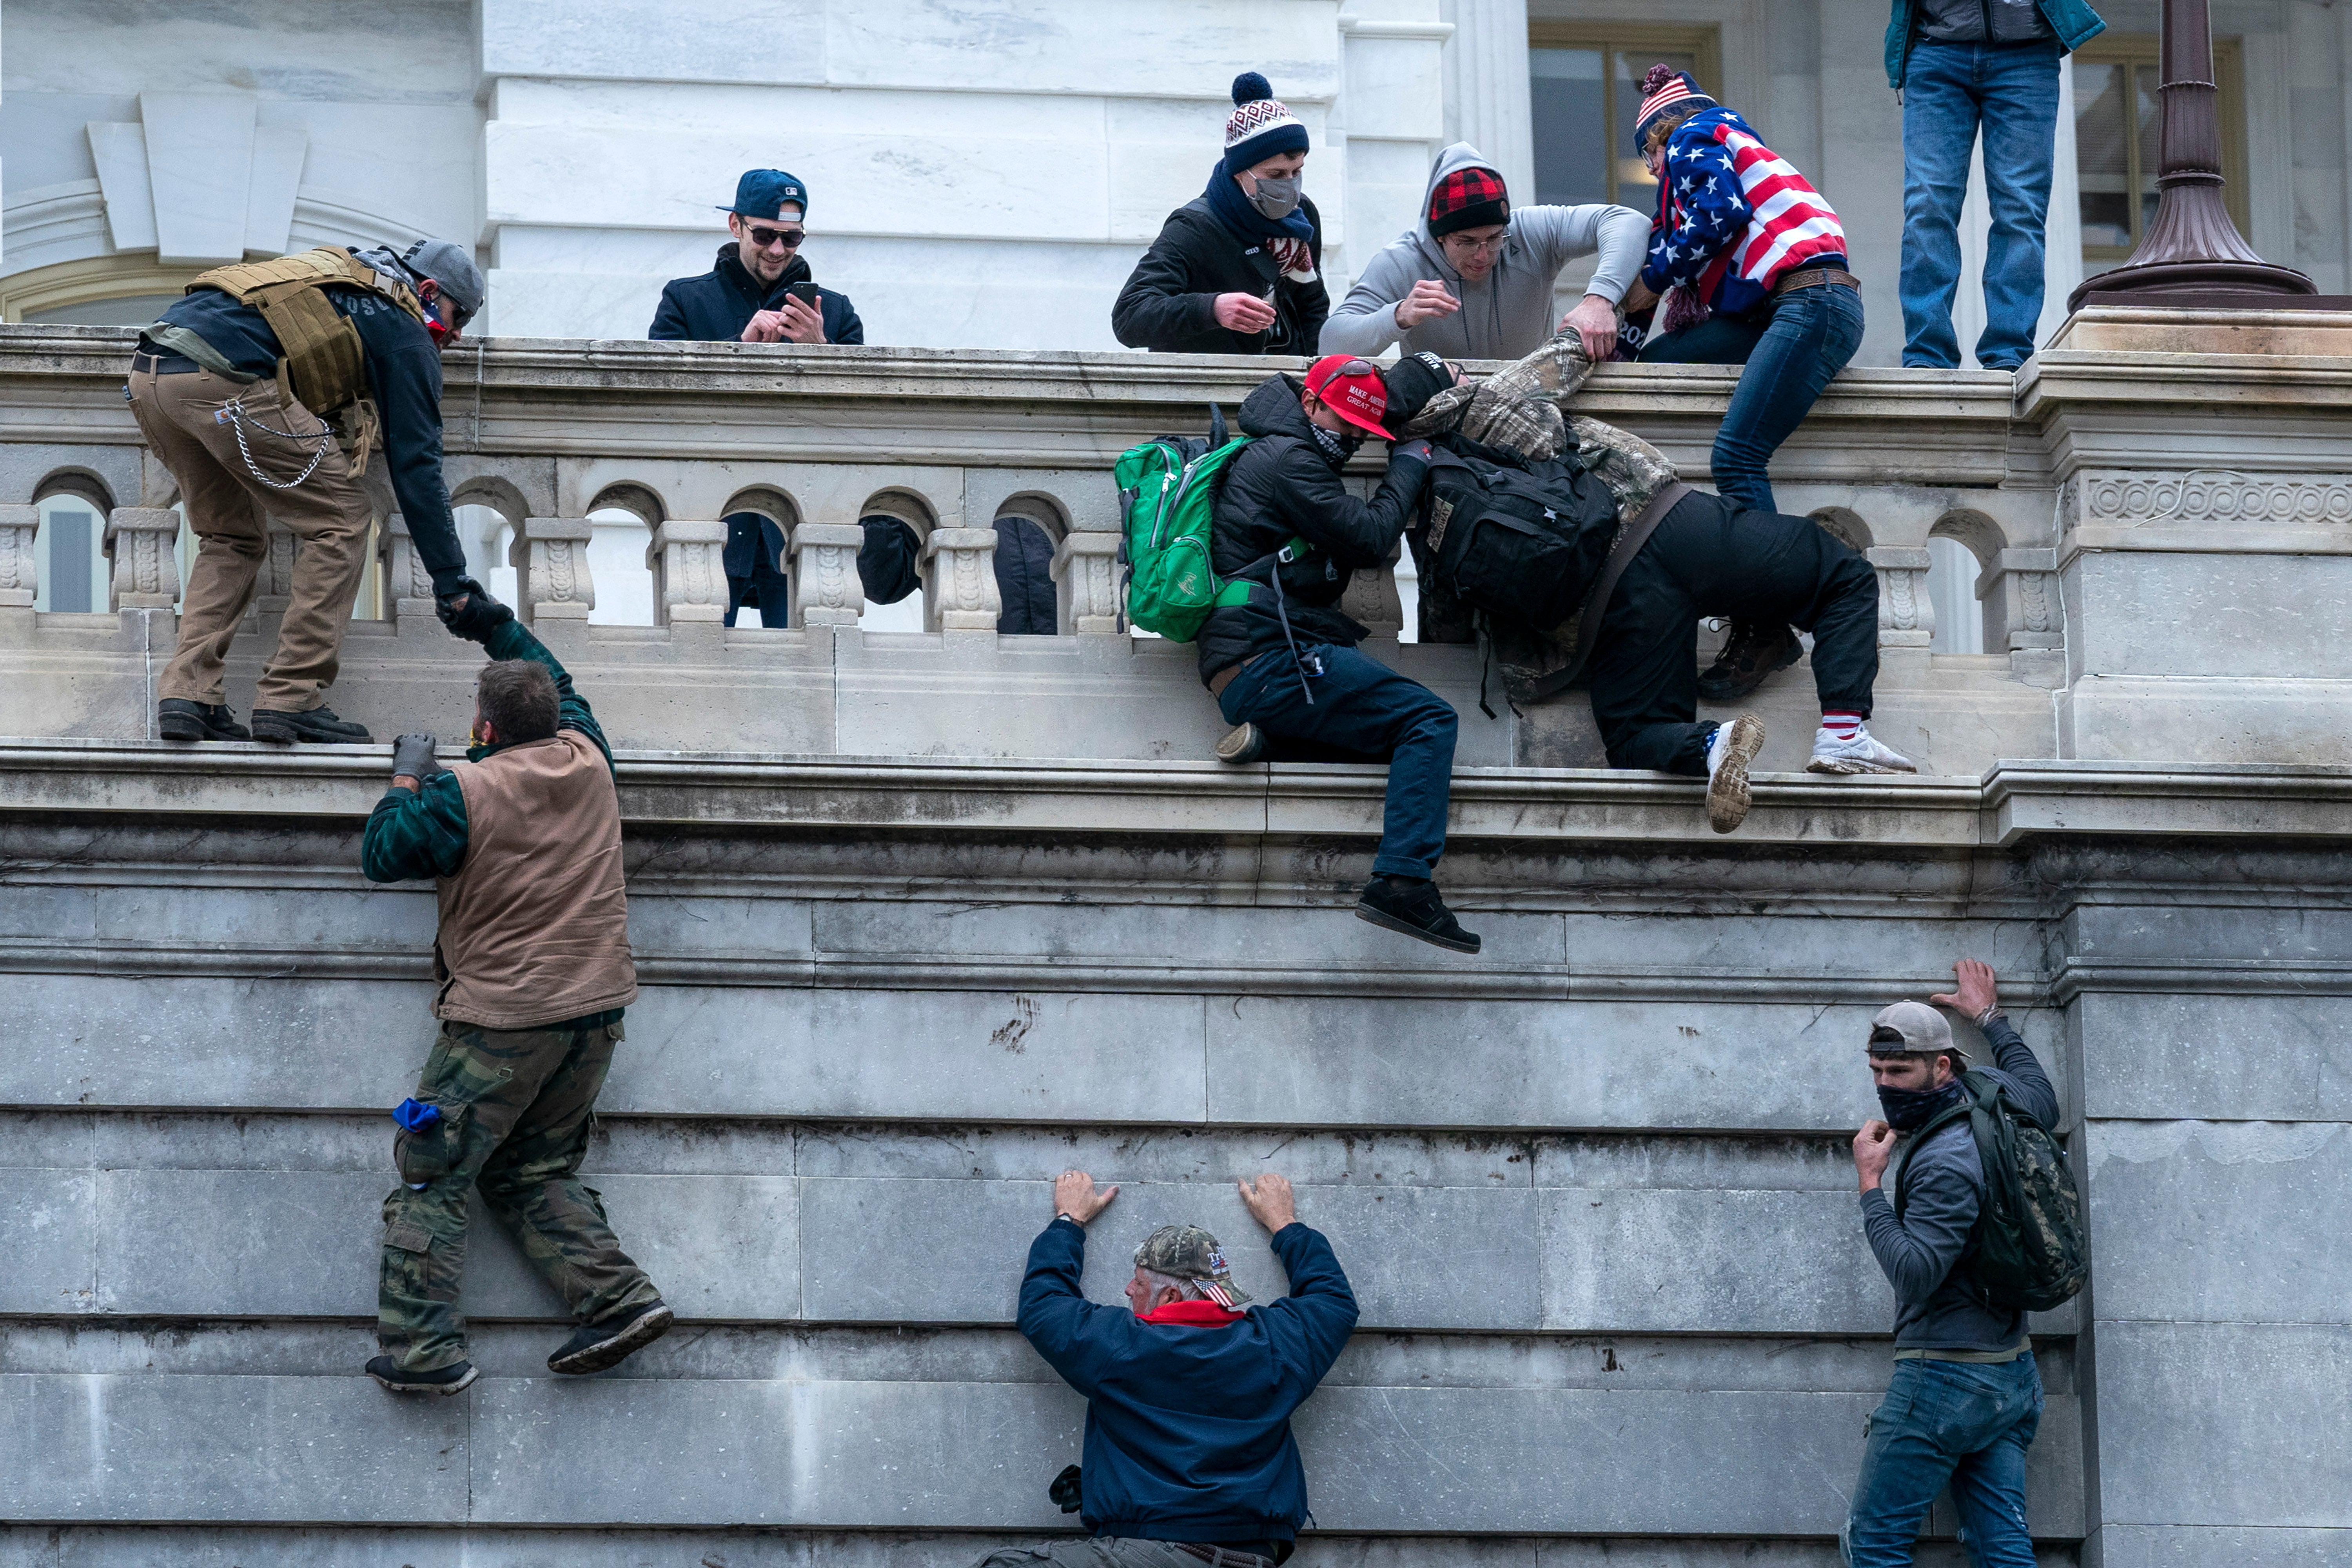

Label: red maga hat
[1303,355,1391,439]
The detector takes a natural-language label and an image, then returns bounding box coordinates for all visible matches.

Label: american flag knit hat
[1428,165,1510,237]
[1633,64,1718,152]
[1224,73,1310,173]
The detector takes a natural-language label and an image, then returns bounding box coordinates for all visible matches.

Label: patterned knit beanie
[1633,65,1717,152]
[1428,165,1510,237]
[1224,73,1310,173]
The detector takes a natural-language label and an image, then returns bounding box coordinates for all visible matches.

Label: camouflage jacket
[1400,337,1680,709]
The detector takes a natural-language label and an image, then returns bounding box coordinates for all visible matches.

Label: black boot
[1355,875,1481,954]
[158,699,251,742]
[548,1300,675,1375]
[1697,621,1802,702]
[365,1354,479,1395]
[250,705,373,744]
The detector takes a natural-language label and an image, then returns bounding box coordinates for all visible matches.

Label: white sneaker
[1807,724,1917,775]
[1704,713,1765,834]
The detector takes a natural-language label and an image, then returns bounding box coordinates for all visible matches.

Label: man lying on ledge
[974,1171,1359,1567]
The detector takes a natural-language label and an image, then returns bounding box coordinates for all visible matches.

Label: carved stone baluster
[510,516,595,623]
[792,523,865,626]
[1977,547,2063,687]
[250,515,299,623]
[648,520,731,625]
[924,526,1000,632]
[1051,530,1123,634]
[103,507,183,611]
[1866,547,1934,649]
[378,513,440,628]
[0,504,37,610]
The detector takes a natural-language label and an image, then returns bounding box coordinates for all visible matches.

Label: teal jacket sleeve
[361,772,469,883]
[484,618,612,770]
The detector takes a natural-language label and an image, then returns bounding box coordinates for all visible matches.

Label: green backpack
[1895,1068,2090,1313]
[1113,405,1255,642]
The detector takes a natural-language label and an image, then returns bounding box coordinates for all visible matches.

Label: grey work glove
[390,732,439,783]
[436,577,515,643]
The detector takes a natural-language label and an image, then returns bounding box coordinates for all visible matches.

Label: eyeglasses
[744,224,806,250]
[1441,230,1511,257]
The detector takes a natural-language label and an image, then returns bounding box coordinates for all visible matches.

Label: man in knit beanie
[1322,143,1648,363]
[1113,74,1330,355]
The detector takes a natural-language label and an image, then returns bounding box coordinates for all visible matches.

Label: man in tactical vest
[129,239,487,744]
[356,586,670,1395]
[1844,959,2058,1567]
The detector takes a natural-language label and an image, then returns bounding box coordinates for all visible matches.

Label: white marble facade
[2,0,2349,358]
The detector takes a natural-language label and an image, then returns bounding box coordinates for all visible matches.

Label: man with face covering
[1320,144,1649,364]
[1845,959,2058,1568]
[1113,74,1328,356]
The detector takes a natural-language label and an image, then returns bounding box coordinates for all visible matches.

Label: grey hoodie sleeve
[1319,239,1420,355]
[1511,203,1653,305]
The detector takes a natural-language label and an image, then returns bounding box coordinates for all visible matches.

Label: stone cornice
[3,741,2345,849]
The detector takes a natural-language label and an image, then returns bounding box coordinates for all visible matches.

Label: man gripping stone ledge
[358,587,670,1394]
[976,1170,1359,1566]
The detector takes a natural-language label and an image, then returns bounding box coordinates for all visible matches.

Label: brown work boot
[1697,621,1802,702]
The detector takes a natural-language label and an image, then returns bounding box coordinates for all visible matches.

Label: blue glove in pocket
[394,1098,442,1133]
[393,1098,461,1187]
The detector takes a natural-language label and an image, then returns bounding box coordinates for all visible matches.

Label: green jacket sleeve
[361,772,470,883]
[484,618,612,770]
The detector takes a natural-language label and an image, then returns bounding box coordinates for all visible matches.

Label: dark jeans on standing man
[725,559,792,628]
[1841,1354,2043,1568]
[1218,643,1458,880]
[1900,39,2063,370]
[1639,281,1866,513]
[1585,489,1879,775]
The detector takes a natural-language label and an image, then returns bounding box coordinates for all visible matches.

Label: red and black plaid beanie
[1428,166,1509,238]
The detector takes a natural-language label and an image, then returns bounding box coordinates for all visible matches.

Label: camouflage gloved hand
[436,576,515,643]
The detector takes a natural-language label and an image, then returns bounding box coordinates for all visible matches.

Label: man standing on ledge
[1845,959,2058,1566]
[976,1170,1359,1566]
[358,587,670,1394]
[648,169,864,346]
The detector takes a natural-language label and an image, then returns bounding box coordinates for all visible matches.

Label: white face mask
[1245,173,1302,221]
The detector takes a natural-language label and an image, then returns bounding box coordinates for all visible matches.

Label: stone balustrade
[0,315,2343,772]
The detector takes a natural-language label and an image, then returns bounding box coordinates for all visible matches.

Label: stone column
[250,515,299,623]
[1867,546,1935,649]
[1051,531,1122,634]
[1339,546,1407,642]
[378,513,439,628]
[924,526,1000,632]
[648,520,731,625]
[1439,0,1533,203]
[103,507,182,611]
[1976,547,2064,687]
[510,516,595,623]
[793,523,865,627]
[0,504,37,611]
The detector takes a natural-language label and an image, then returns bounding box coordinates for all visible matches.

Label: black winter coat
[1196,374,1426,682]
[1112,197,1328,356]
[648,245,866,344]
[992,515,1057,635]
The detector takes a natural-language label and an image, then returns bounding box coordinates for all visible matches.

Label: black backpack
[1895,1068,2090,1313]
[1412,434,1621,631]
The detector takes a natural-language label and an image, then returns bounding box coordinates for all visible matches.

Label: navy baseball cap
[724,169,808,221]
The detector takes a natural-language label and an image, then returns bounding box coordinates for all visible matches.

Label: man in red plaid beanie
[1192,356,1479,954]
[1323,143,1649,363]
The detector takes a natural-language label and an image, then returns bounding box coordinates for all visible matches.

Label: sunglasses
[744,224,806,250]
[1321,358,1382,381]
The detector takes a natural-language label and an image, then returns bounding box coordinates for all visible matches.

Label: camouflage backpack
[1895,1067,2090,1313]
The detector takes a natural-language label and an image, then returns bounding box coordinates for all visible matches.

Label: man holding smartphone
[648,169,865,345]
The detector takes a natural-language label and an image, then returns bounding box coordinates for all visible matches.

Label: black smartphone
[785,281,822,307]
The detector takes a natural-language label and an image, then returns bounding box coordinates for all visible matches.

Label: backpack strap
[1888,1076,1994,1226]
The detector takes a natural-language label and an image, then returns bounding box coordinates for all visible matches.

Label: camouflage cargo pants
[378,1014,661,1372]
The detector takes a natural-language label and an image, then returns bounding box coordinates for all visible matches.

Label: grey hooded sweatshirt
[1320,143,1650,361]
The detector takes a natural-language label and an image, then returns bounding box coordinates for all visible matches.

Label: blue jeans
[1900,40,2062,369]
[1218,643,1457,880]
[725,559,791,628]
[1842,1355,2043,1568]
[1638,283,1865,513]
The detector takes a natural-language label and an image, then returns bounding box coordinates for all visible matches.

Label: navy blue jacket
[1018,1216,1357,1547]
[648,245,865,344]
[152,284,468,595]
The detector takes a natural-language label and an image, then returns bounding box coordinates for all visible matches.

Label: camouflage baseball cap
[1134,1224,1252,1307]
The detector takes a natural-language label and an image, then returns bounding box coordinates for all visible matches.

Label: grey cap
[1869,1000,1966,1062]
[399,238,486,321]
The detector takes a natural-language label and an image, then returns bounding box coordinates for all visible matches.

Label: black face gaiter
[1878,1077,1967,1131]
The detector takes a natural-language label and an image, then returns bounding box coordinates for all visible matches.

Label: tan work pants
[127,364,373,712]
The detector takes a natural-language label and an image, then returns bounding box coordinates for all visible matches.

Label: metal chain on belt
[215,399,336,491]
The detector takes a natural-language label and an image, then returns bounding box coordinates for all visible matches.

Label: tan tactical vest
[432,731,638,1032]
[186,248,429,469]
